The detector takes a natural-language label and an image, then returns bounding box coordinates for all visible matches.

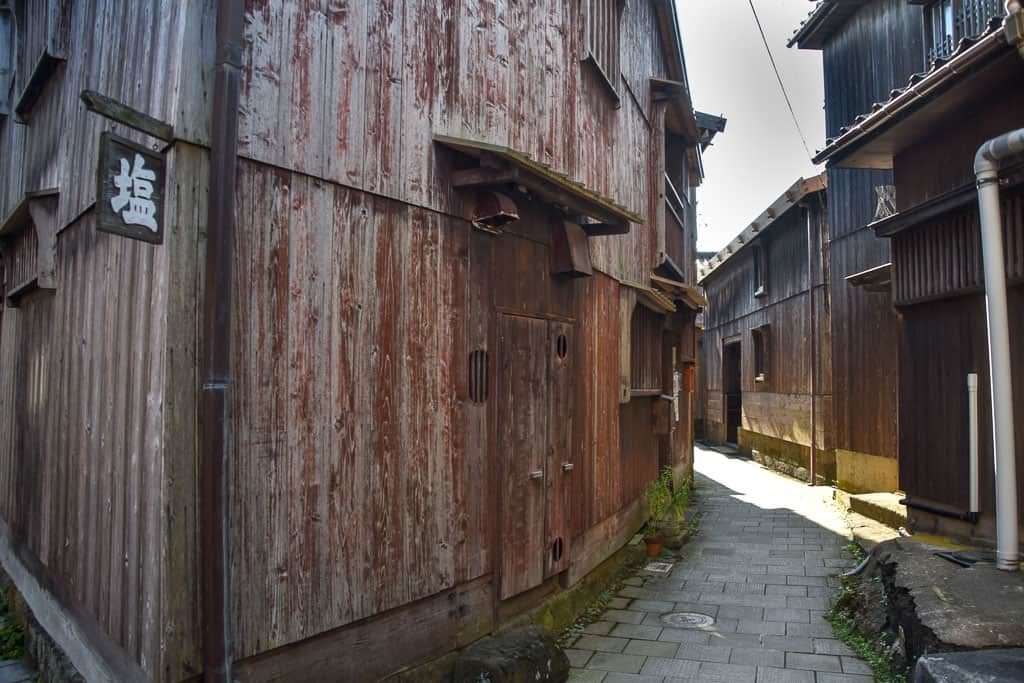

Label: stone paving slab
[567,446,871,683]
[0,660,35,683]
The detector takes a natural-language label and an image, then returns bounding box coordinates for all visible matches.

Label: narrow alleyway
[566,445,872,682]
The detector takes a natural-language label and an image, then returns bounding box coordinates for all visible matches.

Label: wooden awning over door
[434,134,643,235]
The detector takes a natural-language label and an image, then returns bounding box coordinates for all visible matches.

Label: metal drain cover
[661,612,715,629]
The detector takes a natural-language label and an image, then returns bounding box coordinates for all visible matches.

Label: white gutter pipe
[968,373,980,515]
[974,127,1024,571]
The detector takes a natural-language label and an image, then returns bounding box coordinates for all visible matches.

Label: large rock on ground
[451,625,569,683]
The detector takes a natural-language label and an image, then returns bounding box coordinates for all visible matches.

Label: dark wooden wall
[827,170,900,461]
[893,84,1024,208]
[821,0,924,140]
[701,197,832,451]
[888,87,1024,537]
[898,288,1024,537]
[0,0,699,679]
[812,0,937,466]
[0,216,179,680]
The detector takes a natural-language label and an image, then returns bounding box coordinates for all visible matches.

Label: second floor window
[926,0,1005,62]
[753,244,767,298]
[584,0,624,98]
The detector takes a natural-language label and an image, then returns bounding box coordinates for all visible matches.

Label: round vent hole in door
[556,333,568,360]
[551,537,564,563]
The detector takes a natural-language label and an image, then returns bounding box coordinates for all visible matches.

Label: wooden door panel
[497,314,548,599]
[545,321,573,577]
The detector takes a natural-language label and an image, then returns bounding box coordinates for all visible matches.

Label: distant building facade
[698,176,832,483]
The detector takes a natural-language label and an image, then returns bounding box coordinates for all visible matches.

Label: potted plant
[642,466,691,557]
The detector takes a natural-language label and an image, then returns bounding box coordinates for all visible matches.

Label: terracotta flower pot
[645,540,663,557]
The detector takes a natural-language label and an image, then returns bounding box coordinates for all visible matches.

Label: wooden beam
[451,166,520,188]
[80,90,174,141]
[578,221,629,236]
[551,221,593,277]
[232,577,495,682]
[14,51,64,122]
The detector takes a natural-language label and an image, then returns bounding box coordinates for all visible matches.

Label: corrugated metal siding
[0,216,168,675]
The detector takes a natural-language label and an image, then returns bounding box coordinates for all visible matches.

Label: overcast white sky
[676,0,826,252]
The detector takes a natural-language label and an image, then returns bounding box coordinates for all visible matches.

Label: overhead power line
[747,0,815,162]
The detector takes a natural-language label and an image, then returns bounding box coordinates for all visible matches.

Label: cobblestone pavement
[566,445,872,683]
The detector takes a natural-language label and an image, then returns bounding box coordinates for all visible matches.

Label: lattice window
[925,0,1005,62]
[583,0,624,97]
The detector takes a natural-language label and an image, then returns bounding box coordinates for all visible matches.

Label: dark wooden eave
[872,162,1024,237]
[435,134,643,234]
[651,77,699,144]
[845,263,892,292]
[0,188,60,237]
[622,279,677,314]
[788,0,867,50]
[815,20,1017,169]
[14,51,65,122]
[651,273,707,310]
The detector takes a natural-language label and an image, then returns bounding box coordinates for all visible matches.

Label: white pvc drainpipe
[968,373,979,516]
[974,128,1024,571]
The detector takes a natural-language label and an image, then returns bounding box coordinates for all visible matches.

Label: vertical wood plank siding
[898,289,1024,537]
[230,160,479,656]
[0,218,169,676]
[893,187,1024,305]
[236,0,665,286]
[821,0,924,140]
[630,304,663,392]
[0,0,693,677]
[0,2,212,679]
[700,200,834,451]
[4,228,38,293]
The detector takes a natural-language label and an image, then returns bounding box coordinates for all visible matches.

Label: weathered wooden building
[698,176,833,482]
[0,0,715,680]
[810,0,1024,547]
[788,0,929,494]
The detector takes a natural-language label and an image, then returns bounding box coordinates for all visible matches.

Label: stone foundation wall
[739,428,837,485]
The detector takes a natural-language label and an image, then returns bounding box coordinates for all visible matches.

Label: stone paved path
[566,445,872,683]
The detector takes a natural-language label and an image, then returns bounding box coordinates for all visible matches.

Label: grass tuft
[826,576,907,683]
[0,591,24,661]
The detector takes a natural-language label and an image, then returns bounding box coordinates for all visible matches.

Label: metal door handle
[562,462,574,472]
[529,470,544,480]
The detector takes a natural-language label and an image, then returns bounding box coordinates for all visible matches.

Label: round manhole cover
[660,612,715,629]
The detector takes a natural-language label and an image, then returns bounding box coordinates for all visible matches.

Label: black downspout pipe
[201,1,243,681]
[900,497,979,524]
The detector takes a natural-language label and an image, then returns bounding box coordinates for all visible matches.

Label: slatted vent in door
[469,349,489,404]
